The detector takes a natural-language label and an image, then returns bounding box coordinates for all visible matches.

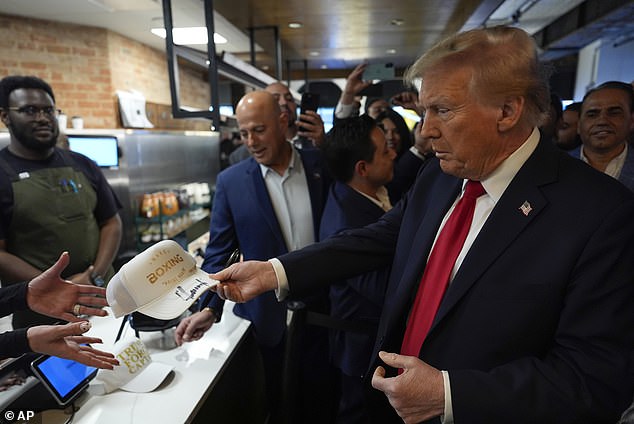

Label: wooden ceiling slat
[212,0,479,79]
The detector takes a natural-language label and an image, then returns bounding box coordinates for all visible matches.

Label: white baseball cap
[107,239,218,320]
[91,337,174,394]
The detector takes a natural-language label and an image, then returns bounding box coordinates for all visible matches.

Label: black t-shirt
[0,147,122,240]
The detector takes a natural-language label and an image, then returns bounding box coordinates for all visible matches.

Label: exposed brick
[46,45,71,54]
[21,62,47,70]
[1,13,210,130]
[72,47,97,57]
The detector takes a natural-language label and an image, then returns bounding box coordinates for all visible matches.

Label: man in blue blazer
[174,90,331,422]
[210,26,634,424]
[571,80,634,192]
[319,115,395,423]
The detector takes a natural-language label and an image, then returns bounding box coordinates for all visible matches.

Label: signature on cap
[174,278,215,301]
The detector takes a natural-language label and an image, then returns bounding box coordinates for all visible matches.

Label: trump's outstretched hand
[210,260,278,303]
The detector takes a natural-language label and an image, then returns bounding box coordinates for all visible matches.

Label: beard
[7,119,58,152]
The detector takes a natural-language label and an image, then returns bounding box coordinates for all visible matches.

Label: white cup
[71,116,84,129]
[57,113,67,132]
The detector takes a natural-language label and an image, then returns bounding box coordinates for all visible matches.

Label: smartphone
[300,92,320,116]
[298,92,320,133]
[363,62,395,81]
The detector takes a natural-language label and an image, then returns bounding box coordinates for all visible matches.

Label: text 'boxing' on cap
[107,239,218,320]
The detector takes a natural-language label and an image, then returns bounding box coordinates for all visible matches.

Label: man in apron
[0,75,122,329]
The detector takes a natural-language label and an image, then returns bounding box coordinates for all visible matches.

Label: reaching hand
[26,252,108,322]
[371,351,445,424]
[210,260,278,303]
[174,310,215,346]
[27,321,118,369]
[344,63,373,97]
[296,110,326,147]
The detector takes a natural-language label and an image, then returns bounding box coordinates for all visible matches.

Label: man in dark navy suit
[319,115,395,423]
[210,26,634,423]
[174,90,331,422]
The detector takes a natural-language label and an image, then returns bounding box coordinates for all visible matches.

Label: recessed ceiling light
[151,27,227,45]
[309,51,320,57]
[391,18,404,26]
[386,48,397,54]
[288,22,303,29]
[320,64,328,69]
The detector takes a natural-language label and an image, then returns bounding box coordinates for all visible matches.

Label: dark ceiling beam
[460,0,505,31]
[535,0,634,61]
[175,45,269,89]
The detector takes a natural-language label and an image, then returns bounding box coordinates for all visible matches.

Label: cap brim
[120,361,174,393]
[136,268,218,320]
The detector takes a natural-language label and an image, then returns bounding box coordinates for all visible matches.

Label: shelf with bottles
[135,183,212,248]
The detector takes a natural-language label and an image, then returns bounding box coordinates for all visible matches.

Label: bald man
[229,82,326,164]
[174,91,332,422]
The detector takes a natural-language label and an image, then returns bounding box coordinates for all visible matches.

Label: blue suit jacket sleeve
[198,169,238,318]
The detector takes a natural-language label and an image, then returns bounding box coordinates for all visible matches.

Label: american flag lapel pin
[519,201,532,216]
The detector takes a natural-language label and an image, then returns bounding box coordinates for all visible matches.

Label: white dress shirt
[260,145,314,252]
[579,143,628,180]
[355,186,393,212]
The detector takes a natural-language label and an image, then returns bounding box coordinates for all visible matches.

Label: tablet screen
[30,354,97,406]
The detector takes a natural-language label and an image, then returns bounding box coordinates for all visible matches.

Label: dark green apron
[0,152,107,328]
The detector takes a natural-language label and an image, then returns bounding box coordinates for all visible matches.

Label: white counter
[67,303,250,424]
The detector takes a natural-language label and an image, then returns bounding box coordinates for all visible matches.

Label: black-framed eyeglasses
[5,106,61,119]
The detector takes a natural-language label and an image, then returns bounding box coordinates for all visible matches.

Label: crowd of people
[1,23,634,424]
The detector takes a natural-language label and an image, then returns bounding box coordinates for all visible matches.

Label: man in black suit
[210,26,634,423]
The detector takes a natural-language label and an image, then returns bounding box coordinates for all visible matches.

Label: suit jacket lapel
[299,149,327,236]
[246,159,287,249]
[430,140,557,334]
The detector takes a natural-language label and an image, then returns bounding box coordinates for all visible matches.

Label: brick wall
[0,13,212,130]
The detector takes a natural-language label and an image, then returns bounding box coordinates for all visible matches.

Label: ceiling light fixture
[309,51,320,57]
[151,27,227,45]
[386,48,397,54]
[288,22,303,29]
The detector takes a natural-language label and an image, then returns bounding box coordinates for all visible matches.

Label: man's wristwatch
[201,306,220,323]
[90,272,106,287]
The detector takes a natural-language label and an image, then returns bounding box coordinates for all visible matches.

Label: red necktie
[400,180,486,357]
